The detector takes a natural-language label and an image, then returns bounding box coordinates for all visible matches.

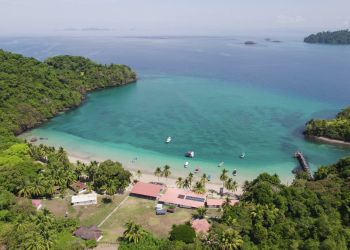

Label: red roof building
[206,198,239,208]
[159,188,205,208]
[130,182,163,199]
[191,219,211,234]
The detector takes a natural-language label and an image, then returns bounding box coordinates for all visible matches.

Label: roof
[192,219,211,234]
[159,188,205,208]
[74,226,102,241]
[31,199,42,207]
[70,181,87,192]
[130,182,163,198]
[71,193,97,203]
[206,198,239,207]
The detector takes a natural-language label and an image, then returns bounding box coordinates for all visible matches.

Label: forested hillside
[304,107,350,142]
[304,30,350,44]
[0,50,136,249]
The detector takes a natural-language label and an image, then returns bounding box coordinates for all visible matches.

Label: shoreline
[306,135,350,147]
[68,153,243,195]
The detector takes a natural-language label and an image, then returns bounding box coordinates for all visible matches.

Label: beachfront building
[191,219,211,234]
[71,193,97,206]
[206,198,239,208]
[130,182,163,200]
[73,225,103,241]
[159,188,205,208]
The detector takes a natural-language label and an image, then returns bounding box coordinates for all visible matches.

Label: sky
[0,0,349,36]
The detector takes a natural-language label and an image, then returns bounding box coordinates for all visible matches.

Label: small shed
[74,225,103,241]
[192,219,211,234]
[70,181,87,194]
[31,199,42,210]
[71,193,97,206]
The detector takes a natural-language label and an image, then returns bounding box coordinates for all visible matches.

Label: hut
[71,193,97,206]
[73,226,102,241]
[191,219,211,234]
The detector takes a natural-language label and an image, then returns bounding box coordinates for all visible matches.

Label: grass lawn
[42,193,128,226]
[99,197,195,243]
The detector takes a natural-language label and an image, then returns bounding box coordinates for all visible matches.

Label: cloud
[277,15,305,25]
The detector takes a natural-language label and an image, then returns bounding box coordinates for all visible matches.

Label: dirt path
[98,195,129,227]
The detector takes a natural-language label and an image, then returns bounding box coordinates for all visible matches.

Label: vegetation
[304,107,350,142]
[169,223,196,244]
[120,157,350,249]
[304,30,350,44]
[0,50,136,249]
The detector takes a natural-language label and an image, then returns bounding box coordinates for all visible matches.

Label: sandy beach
[306,135,350,147]
[68,153,243,195]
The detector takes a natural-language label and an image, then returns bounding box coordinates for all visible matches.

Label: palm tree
[219,229,243,250]
[200,173,208,185]
[220,169,229,188]
[195,207,207,219]
[154,167,162,182]
[19,185,33,198]
[176,177,184,188]
[187,172,194,187]
[162,165,171,183]
[183,178,191,190]
[123,222,147,243]
[136,169,142,180]
[224,178,238,193]
[192,181,205,194]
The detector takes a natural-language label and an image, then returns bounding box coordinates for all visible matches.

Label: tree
[136,170,142,180]
[192,181,205,194]
[176,177,184,189]
[195,207,207,219]
[162,165,171,183]
[200,173,208,185]
[220,169,229,188]
[169,224,196,244]
[123,222,148,244]
[224,178,238,193]
[218,229,243,250]
[154,167,162,182]
[187,172,194,187]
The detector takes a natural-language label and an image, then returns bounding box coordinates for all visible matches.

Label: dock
[294,151,313,179]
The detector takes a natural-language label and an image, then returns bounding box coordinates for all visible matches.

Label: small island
[244,41,256,45]
[304,29,350,44]
[304,107,350,144]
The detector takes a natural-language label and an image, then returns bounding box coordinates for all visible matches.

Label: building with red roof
[159,188,205,208]
[191,219,211,234]
[130,182,163,200]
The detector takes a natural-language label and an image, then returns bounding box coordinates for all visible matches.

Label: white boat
[184,161,189,168]
[166,137,172,143]
[218,161,224,167]
[185,151,194,158]
[232,169,237,176]
[240,152,245,159]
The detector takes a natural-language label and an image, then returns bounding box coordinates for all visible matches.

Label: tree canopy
[304,30,350,44]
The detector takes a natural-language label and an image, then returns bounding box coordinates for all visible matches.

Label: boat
[184,161,189,168]
[218,161,224,167]
[166,137,172,143]
[240,152,245,159]
[232,169,237,176]
[185,151,194,158]
[194,167,200,173]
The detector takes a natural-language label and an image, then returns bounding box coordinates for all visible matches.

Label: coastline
[306,135,350,147]
[68,153,243,195]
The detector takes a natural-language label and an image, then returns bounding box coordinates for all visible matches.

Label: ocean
[3,36,350,183]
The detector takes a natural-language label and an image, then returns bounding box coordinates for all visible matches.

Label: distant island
[304,29,350,44]
[304,107,350,143]
[244,41,256,45]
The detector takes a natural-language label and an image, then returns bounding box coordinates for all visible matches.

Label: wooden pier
[294,151,313,179]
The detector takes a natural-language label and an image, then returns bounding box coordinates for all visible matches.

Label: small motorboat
[185,151,195,158]
[166,137,172,143]
[240,152,245,159]
[232,169,237,176]
[184,161,189,168]
[194,167,200,173]
[218,161,224,167]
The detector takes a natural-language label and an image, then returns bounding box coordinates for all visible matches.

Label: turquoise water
[4,36,350,183]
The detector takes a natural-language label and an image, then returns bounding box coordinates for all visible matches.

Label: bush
[85,239,97,249]
[169,224,196,244]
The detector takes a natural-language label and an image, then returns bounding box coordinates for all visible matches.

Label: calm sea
[3,36,350,182]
